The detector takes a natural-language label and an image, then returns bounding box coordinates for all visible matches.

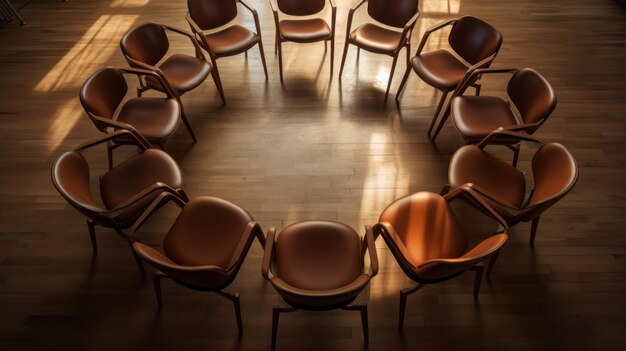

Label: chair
[120,22,226,106]
[450,68,557,166]
[262,221,378,348]
[338,0,420,103]
[186,0,269,102]
[446,129,578,246]
[51,130,188,277]
[80,67,192,169]
[395,16,503,141]
[269,0,336,81]
[131,196,265,335]
[374,189,509,329]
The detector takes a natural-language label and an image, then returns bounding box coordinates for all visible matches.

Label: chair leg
[486,251,500,279]
[106,141,114,170]
[343,304,369,343]
[177,100,197,143]
[530,216,541,246]
[277,39,284,83]
[427,90,450,139]
[469,265,485,300]
[329,36,335,79]
[210,57,226,105]
[384,53,400,104]
[395,46,412,104]
[274,32,278,55]
[118,233,146,278]
[474,83,481,96]
[429,92,454,141]
[357,47,360,61]
[216,291,243,336]
[272,306,297,349]
[399,284,425,329]
[258,40,269,79]
[152,272,167,309]
[338,41,350,79]
[511,144,521,168]
[86,220,97,254]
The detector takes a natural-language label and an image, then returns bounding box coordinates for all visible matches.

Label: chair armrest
[477,128,543,149]
[345,0,367,38]
[262,227,277,279]
[104,182,184,219]
[454,67,518,98]
[363,225,379,277]
[90,115,154,149]
[329,0,336,32]
[74,129,150,152]
[226,222,265,270]
[414,18,456,56]
[376,222,418,271]
[239,0,262,36]
[130,192,187,235]
[119,67,177,98]
[161,24,207,61]
[398,11,421,49]
[444,185,509,232]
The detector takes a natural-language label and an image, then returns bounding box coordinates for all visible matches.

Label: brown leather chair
[446,130,578,246]
[374,190,509,329]
[80,67,191,169]
[131,196,265,335]
[51,130,188,277]
[120,22,226,106]
[395,16,503,141]
[186,0,269,102]
[262,221,378,348]
[269,0,336,82]
[338,0,420,103]
[450,68,557,166]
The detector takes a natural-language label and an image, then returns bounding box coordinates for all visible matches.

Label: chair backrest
[277,0,325,16]
[507,68,557,127]
[51,152,108,225]
[367,0,419,28]
[275,221,362,291]
[79,68,128,130]
[187,0,238,30]
[448,16,503,65]
[378,192,468,270]
[524,143,578,218]
[416,234,508,281]
[163,197,253,271]
[120,22,169,67]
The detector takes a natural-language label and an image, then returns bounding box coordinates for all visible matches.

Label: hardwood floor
[1,0,626,349]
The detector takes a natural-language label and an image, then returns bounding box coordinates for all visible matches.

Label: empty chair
[186,0,268,102]
[80,67,192,169]
[262,221,378,348]
[338,0,420,103]
[446,129,578,246]
[131,195,265,335]
[395,16,503,141]
[374,190,509,329]
[120,22,225,106]
[269,0,336,81]
[451,68,557,166]
[51,130,187,277]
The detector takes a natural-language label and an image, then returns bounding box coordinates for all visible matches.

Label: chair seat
[279,18,332,43]
[379,192,468,267]
[349,23,402,54]
[271,275,370,308]
[100,149,183,225]
[412,49,469,90]
[203,25,259,57]
[449,145,527,210]
[451,95,521,140]
[163,196,253,268]
[117,97,180,141]
[145,54,212,93]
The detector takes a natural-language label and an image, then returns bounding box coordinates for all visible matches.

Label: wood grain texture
[1,0,625,350]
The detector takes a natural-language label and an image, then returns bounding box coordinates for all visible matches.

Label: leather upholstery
[187,0,238,30]
[367,0,419,28]
[52,152,105,215]
[349,23,402,54]
[144,54,212,93]
[449,16,503,65]
[116,97,180,140]
[451,96,520,139]
[529,143,578,206]
[508,68,557,125]
[120,23,169,67]
[277,0,325,16]
[80,67,127,119]
[412,50,469,90]
[203,25,259,56]
[279,18,332,43]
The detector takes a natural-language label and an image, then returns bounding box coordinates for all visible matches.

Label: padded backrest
[275,221,362,291]
[528,143,578,208]
[507,68,557,125]
[277,0,325,16]
[187,0,238,30]
[120,22,169,67]
[449,16,503,65]
[79,67,127,120]
[367,0,419,28]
